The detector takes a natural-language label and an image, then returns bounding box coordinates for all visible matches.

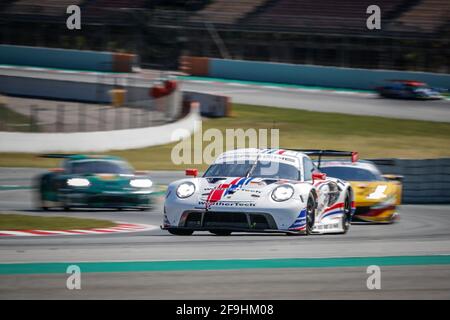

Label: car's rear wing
[289,149,358,168]
[38,154,77,159]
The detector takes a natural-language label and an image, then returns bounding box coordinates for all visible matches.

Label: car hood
[195,176,290,203]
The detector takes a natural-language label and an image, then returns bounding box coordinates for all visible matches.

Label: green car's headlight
[271,185,294,202]
[67,178,90,187]
[176,182,196,198]
[130,179,153,188]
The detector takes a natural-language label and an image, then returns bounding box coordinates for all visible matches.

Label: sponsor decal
[199,201,256,207]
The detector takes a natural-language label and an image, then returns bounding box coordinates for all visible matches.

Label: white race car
[162,148,355,236]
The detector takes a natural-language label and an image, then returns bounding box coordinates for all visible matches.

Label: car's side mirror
[312,172,326,181]
[185,169,198,177]
[382,174,403,182]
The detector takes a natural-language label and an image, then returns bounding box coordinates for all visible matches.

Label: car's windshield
[319,166,383,181]
[204,161,300,180]
[69,160,133,175]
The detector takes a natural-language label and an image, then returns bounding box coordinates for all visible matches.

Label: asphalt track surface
[3,65,450,122]
[0,168,449,299]
[182,79,450,122]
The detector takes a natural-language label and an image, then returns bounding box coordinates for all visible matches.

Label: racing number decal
[367,185,387,200]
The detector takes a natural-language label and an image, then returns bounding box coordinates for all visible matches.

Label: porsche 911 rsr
[162,148,355,236]
[36,154,154,210]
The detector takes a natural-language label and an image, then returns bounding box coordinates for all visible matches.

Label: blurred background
[0,0,448,72]
[0,1,450,301]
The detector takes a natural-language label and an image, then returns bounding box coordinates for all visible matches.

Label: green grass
[1,103,450,170]
[0,102,35,132]
[0,213,116,230]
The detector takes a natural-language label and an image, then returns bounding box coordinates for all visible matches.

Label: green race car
[36,154,154,211]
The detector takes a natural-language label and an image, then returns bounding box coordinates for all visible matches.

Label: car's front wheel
[305,194,316,235]
[167,228,194,236]
[341,193,352,234]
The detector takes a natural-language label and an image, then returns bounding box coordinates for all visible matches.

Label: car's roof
[215,148,306,166]
[219,148,307,158]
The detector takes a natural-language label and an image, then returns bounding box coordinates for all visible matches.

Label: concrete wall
[372,158,450,204]
[0,45,135,72]
[204,58,450,90]
[0,106,200,153]
[0,73,151,104]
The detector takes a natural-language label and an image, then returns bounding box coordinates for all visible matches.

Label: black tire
[209,230,232,236]
[305,194,316,235]
[341,193,352,234]
[167,228,194,236]
[38,196,50,211]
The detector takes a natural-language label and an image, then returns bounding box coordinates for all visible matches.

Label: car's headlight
[176,182,196,198]
[271,185,294,202]
[67,178,90,187]
[130,179,153,188]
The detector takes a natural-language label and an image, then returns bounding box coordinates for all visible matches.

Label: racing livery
[162,148,355,236]
[310,151,402,223]
[36,154,154,210]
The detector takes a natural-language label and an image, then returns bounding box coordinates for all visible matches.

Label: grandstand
[3,0,81,16]
[0,0,448,72]
[189,0,268,25]
[243,0,406,32]
[81,0,148,20]
[394,0,449,33]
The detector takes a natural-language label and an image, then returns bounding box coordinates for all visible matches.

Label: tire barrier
[179,56,209,76]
